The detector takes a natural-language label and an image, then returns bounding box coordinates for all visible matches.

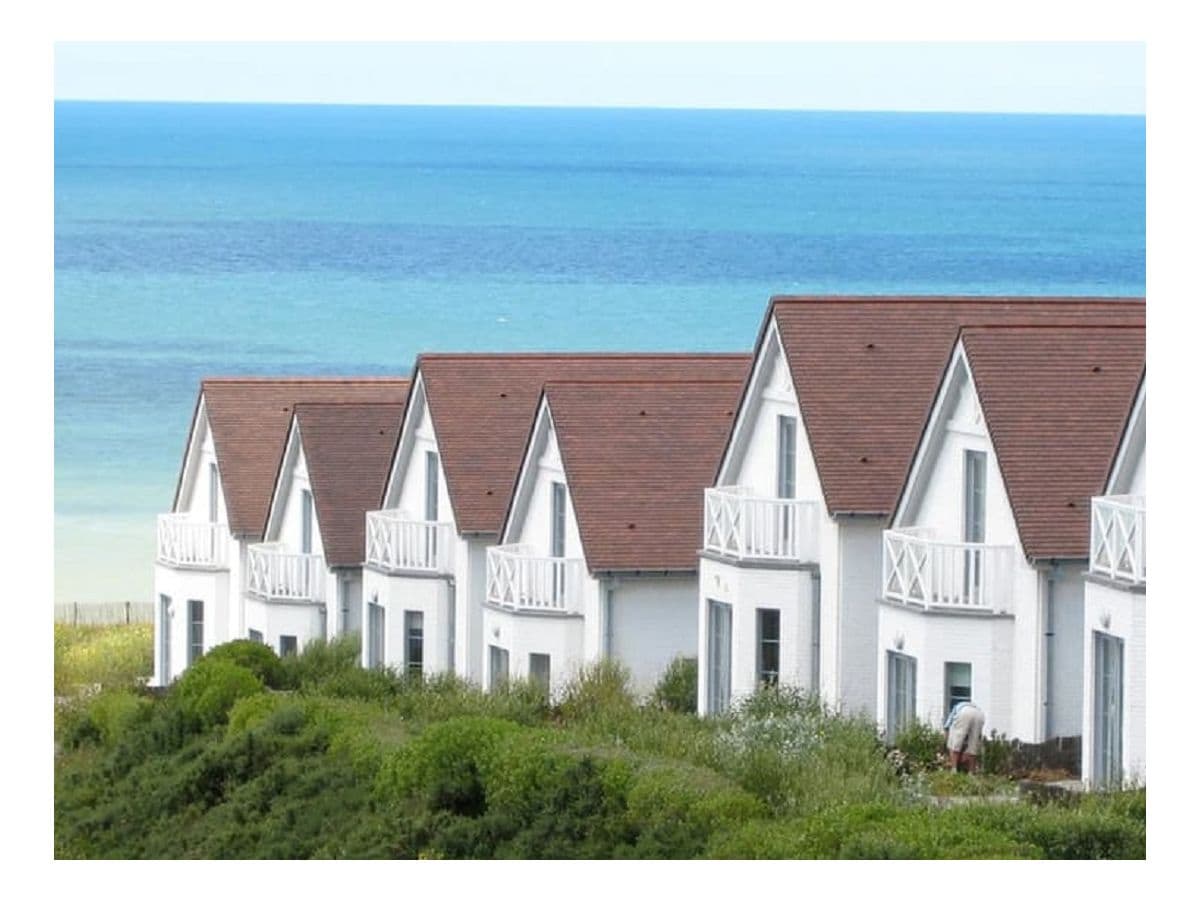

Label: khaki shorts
[947,705,985,756]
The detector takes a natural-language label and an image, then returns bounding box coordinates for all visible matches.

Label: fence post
[125,601,131,624]
[73,602,79,627]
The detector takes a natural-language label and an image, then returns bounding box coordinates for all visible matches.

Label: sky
[54,42,1145,114]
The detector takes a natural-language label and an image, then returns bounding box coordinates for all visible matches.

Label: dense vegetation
[54,631,1145,859]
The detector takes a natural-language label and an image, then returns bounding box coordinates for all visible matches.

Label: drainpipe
[810,571,822,694]
[603,578,616,658]
[1043,567,1058,741]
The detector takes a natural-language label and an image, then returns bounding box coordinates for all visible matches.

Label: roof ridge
[202,376,409,384]
[418,351,751,361]
[770,295,1145,305]
[960,322,1146,331]
[543,378,746,386]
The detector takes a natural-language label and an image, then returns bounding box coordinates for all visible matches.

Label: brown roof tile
[291,402,407,567]
[189,378,410,537]
[959,325,1145,560]
[767,296,1145,516]
[544,379,747,572]
[418,354,752,535]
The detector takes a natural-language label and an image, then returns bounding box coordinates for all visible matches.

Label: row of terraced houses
[152,295,1146,787]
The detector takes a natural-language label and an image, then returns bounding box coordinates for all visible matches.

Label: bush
[172,658,264,729]
[278,634,362,691]
[892,720,946,771]
[556,659,636,724]
[980,730,1016,775]
[376,717,521,807]
[651,656,697,714]
[203,640,286,689]
[625,763,765,857]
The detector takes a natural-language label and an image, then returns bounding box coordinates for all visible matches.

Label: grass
[54,622,153,697]
[53,627,1146,859]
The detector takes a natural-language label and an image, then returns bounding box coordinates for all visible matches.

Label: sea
[54,101,1146,605]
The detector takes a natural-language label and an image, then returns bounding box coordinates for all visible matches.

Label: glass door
[707,600,732,715]
[1094,632,1125,788]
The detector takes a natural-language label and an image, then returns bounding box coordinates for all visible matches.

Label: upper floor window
[551,481,567,558]
[301,489,314,554]
[424,451,439,522]
[963,450,986,543]
[187,600,204,665]
[208,463,219,523]
[756,608,781,686]
[777,416,797,499]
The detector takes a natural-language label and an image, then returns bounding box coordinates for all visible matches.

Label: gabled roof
[757,296,1146,517]
[415,354,752,536]
[289,402,407,567]
[178,378,410,538]
[537,378,747,573]
[958,324,1145,560]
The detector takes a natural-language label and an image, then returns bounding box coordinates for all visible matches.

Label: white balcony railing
[486,544,584,614]
[703,486,820,563]
[1090,494,1146,586]
[156,514,227,569]
[246,543,324,603]
[883,527,1014,612]
[365,510,454,573]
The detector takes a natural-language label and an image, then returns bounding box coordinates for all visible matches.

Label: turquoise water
[54,101,1145,604]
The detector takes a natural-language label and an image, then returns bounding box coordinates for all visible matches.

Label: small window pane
[756,608,781,686]
[187,600,204,665]
[529,653,551,697]
[405,611,424,676]
[489,645,510,689]
[248,629,263,644]
[279,635,298,657]
[944,662,972,719]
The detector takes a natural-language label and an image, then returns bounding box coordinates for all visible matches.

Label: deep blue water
[54,101,1145,603]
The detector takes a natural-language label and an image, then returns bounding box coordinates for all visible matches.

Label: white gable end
[505,405,585,563]
[383,376,456,532]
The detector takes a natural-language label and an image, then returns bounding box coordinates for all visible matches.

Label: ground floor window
[279,634,298,657]
[405,610,424,676]
[489,644,510,690]
[944,661,972,719]
[756,608,780,686]
[187,600,204,665]
[529,653,551,697]
[707,600,732,715]
[159,594,172,680]
[367,600,385,670]
[1094,631,1125,788]
[886,650,917,742]
[248,629,263,644]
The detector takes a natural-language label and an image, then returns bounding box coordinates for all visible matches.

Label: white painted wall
[152,565,231,684]
[697,557,818,715]
[245,595,325,657]
[838,520,884,717]
[481,605,585,697]
[1048,566,1086,737]
[607,574,699,696]
[1081,578,1146,786]
[876,601,1016,738]
[361,568,454,675]
[511,417,586,563]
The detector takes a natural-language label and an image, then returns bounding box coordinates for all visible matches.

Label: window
[886,651,917,743]
[776,416,797,499]
[963,451,987,598]
[248,629,263,644]
[529,653,551,698]
[159,594,172,682]
[424,451,440,564]
[489,645,510,690]
[367,599,385,670]
[208,462,220,524]
[405,610,424,676]
[707,600,732,715]
[279,635,298,657]
[187,600,204,665]
[551,482,566,558]
[1094,632,1125,788]
[301,489,314,555]
[944,662,972,720]
[756,608,781,686]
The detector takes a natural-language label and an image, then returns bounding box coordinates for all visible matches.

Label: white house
[879,324,1144,749]
[1081,378,1145,787]
[488,374,748,697]
[361,353,749,684]
[698,297,1146,718]
[153,377,409,684]
[251,401,406,657]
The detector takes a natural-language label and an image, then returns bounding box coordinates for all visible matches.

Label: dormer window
[301,489,314,555]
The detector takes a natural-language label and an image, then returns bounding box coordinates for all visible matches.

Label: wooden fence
[54,601,155,626]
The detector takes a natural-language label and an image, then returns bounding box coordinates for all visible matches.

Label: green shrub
[892,720,946,770]
[980,729,1016,775]
[227,692,291,735]
[625,763,765,856]
[278,634,362,690]
[203,640,286,689]
[376,717,521,807]
[172,658,264,729]
[87,690,153,746]
[556,659,636,724]
[651,656,698,714]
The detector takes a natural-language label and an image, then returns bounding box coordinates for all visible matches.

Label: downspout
[810,571,822,693]
[1043,567,1057,740]
[603,577,616,659]
[447,581,457,675]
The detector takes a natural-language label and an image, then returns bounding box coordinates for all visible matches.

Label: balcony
[883,527,1014,612]
[156,514,227,569]
[365,510,454,574]
[486,544,584,614]
[246,543,324,603]
[703,486,820,563]
[1090,494,1146,586]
